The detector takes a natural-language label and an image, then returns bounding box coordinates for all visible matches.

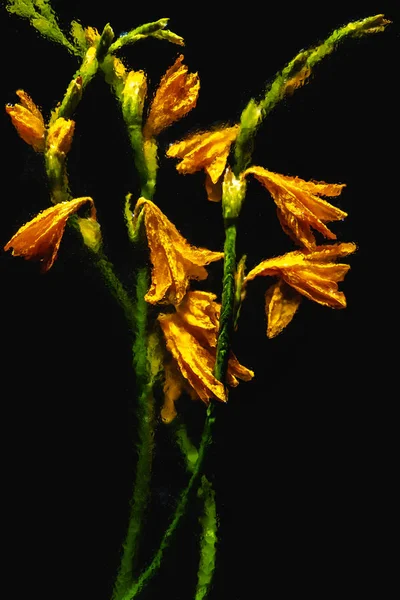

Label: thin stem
[95,254,136,329]
[175,424,217,600]
[123,404,216,600]
[214,222,237,383]
[112,268,155,600]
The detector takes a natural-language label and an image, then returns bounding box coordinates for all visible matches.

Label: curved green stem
[123,404,216,600]
[112,268,155,600]
[175,424,217,600]
[95,254,136,329]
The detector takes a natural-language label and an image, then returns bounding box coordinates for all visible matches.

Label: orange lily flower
[244,166,347,249]
[6,90,45,152]
[167,125,239,201]
[244,242,356,336]
[4,197,96,272]
[143,55,200,138]
[133,198,223,306]
[158,291,254,421]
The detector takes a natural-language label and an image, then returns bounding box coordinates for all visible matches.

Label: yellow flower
[244,242,356,336]
[84,26,100,46]
[133,198,223,306]
[143,55,200,138]
[46,117,75,155]
[122,70,147,121]
[167,125,239,201]
[244,166,347,249]
[5,90,45,152]
[263,280,302,338]
[158,291,254,421]
[4,197,96,272]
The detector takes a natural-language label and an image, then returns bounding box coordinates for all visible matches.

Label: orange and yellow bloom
[167,125,239,201]
[244,166,347,249]
[46,117,75,155]
[244,242,356,336]
[158,291,254,422]
[4,197,97,272]
[6,90,45,152]
[143,55,200,138]
[133,198,223,306]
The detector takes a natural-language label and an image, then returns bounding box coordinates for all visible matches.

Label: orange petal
[167,125,239,175]
[158,313,227,403]
[4,197,95,272]
[134,198,223,305]
[245,243,356,309]
[46,118,75,155]
[6,94,45,152]
[161,361,183,423]
[264,280,302,337]
[245,166,347,248]
[144,55,199,137]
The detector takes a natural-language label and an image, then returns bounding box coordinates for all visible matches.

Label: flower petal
[6,90,45,152]
[264,280,302,338]
[134,199,223,305]
[144,55,200,137]
[4,197,95,271]
[167,126,239,175]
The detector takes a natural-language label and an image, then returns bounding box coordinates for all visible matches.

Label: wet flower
[143,55,200,138]
[167,125,239,201]
[244,242,356,336]
[4,197,96,272]
[46,117,75,155]
[122,70,147,122]
[6,90,45,152]
[263,280,302,338]
[133,198,223,306]
[244,166,347,249]
[158,291,254,421]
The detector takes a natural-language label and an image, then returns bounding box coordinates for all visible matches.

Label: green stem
[123,404,216,600]
[95,254,136,329]
[112,268,154,600]
[214,222,237,383]
[175,424,217,600]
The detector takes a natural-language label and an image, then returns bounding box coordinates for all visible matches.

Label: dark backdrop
[1,2,397,599]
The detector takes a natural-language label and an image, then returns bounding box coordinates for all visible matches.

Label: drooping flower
[244,242,356,336]
[132,198,223,306]
[4,197,96,272]
[6,90,45,152]
[244,166,347,249]
[158,291,254,421]
[167,125,239,201]
[143,55,200,138]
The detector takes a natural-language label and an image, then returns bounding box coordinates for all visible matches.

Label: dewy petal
[16,90,44,124]
[264,280,302,338]
[144,55,200,137]
[161,361,184,424]
[205,172,223,202]
[46,118,75,155]
[167,125,239,176]
[158,291,254,405]
[244,242,356,309]
[6,90,45,152]
[134,199,223,305]
[176,290,220,347]
[4,197,95,272]
[244,166,347,249]
[158,312,227,403]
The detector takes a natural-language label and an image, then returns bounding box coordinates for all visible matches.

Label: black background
[1,2,398,599]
